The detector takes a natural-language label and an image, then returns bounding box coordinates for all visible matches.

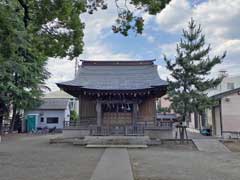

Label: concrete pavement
[90,148,134,180]
[192,139,230,152]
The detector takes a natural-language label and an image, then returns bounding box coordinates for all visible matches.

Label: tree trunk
[0,112,3,136]
[180,128,184,143]
[0,102,6,135]
[179,114,186,144]
[180,84,188,143]
[9,104,17,133]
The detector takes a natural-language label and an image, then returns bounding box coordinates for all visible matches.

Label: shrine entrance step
[81,135,150,147]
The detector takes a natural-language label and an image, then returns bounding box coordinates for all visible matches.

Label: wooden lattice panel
[103,112,132,126]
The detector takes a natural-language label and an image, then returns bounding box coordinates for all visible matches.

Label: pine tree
[164,19,226,125]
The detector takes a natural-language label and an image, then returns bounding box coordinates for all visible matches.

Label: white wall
[64,104,70,122]
[25,110,66,130]
[213,106,222,137]
[221,92,240,132]
[188,113,195,129]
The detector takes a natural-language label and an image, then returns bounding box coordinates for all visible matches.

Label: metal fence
[89,125,145,136]
[64,117,97,127]
[64,118,173,136]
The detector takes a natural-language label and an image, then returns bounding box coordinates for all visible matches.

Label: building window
[46,117,59,124]
[40,117,44,123]
[227,82,235,90]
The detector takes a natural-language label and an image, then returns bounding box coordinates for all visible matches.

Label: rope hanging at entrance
[103,103,133,112]
[82,90,151,97]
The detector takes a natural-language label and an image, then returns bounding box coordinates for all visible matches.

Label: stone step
[86,144,148,148]
[84,135,150,145]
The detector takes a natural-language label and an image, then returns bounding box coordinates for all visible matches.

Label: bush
[70,110,78,121]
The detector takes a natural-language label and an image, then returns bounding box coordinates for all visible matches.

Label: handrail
[64,117,173,130]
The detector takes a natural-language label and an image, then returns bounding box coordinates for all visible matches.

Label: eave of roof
[57,59,167,95]
[43,90,74,99]
[80,59,156,66]
[211,87,240,99]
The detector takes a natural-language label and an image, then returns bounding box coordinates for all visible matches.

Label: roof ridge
[80,59,155,62]
[80,59,156,66]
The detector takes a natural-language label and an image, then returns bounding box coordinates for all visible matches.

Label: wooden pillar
[153,97,157,125]
[96,101,102,126]
[132,103,138,126]
[79,95,82,121]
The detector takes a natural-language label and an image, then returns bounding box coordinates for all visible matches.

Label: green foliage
[0,1,48,112]
[157,106,171,114]
[87,0,171,36]
[0,0,85,113]
[164,19,226,121]
[16,0,85,59]
[70,110,78,121]
[131,0,171,15]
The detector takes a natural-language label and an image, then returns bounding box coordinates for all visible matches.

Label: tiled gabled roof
[57,60,167,90]
[43,90,73,99]
[36,98,69,110]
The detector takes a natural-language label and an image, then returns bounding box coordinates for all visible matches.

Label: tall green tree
[0,2,49,133]
[0,0,171,133]
[0,0,87,133]
[164,19,226,125]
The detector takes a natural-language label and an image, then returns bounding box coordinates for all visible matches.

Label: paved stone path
[90,148,134,180]
[192,139,230,152]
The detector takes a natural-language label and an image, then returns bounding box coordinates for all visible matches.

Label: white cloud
[142,13,155,25]
[46,1,134,91]
[143,33,156,43]
[80,1,117,44]
[80,43,133,60]
[45,58,75,91]
[157,65,170,80]
[45,0,240,91]
[156,0,191,33]
[156,0,240,37]
[155,0,240,76]
[158,43,176,57]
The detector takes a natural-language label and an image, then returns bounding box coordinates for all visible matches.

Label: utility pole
[74,57,79,78]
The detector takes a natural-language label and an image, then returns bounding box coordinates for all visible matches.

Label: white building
[210,87,240,138]
[23,91,78,132]
[188,74,240,137]
[208,74,240,97]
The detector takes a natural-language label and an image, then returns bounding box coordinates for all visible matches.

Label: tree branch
[17,0,30,28]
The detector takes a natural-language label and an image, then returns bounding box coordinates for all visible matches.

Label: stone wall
[63,128,174,139]
[144,129,174,139]
[63,128,90,138]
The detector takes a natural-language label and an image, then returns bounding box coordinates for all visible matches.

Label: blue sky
[46,0,240,91]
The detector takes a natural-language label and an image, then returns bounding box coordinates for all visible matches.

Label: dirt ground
[223,141,240,152]
[0,134,104,180]
[1,134,240,180]
[129,146,240,180]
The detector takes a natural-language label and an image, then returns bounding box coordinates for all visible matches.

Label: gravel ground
[129,147,240,180]
[2,134,240,180]
[223,141,240,152]
[0,134,104,180]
